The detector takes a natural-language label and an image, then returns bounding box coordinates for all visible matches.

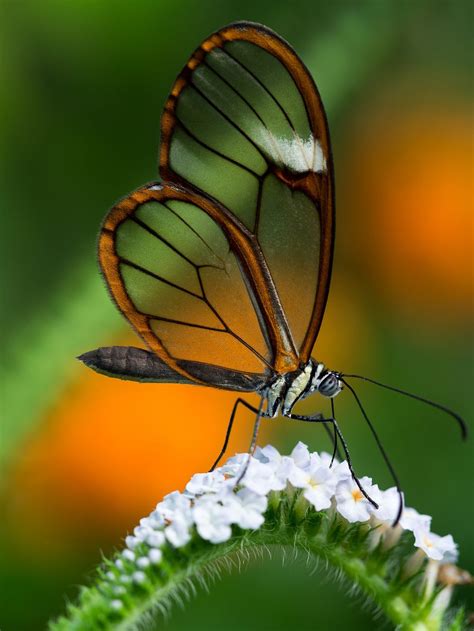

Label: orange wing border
[99,182,303,382]
[159,21,335,364]
[98,185,205,383]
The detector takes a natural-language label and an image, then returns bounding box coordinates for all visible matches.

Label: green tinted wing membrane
[257,174,320,351]
[162,41,325,230]
[160,23,334,363]
[99,185,274,381]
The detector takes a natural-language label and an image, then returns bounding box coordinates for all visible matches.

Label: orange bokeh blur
[5,363,255,559]
[6,266,369,561]
[343,96,473,325]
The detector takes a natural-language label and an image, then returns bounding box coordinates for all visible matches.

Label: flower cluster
[104,442,459,612]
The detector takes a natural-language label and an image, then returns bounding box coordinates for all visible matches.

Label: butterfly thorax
[263,359,342,418]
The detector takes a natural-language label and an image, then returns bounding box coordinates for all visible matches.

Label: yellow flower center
[352,489,363,502]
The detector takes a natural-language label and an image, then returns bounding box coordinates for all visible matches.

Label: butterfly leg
[327,398,343,464]
[235,395,266,485]
[209,397,261,472]
[286,412,330,423]
[286,412,378,508]
[321,422,342,465]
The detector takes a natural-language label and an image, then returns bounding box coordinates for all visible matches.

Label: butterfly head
[309,361,343,398]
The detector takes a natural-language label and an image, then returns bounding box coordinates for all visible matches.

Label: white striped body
[264,359,342,418]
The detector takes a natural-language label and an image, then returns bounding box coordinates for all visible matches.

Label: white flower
[413,531,458,562]
[107,441,459,589]
[133,525,152,542]
[137,556,150,569]
[125,535,139,550]
[289,462,337,511]
[400,507,432,533]
[240,459,279,494]
[192,496,233,544]
[157,491,192,522]
[132,571,146,584]
[290,442,348,476]
[290,441,311,469]
[157,491,193,547]
[441,539,459,564]
[148,548,163,564]
[335,476,379,523]
[146,531,165,548]
[371,486,403,523]
[255,444,296,486]
[311,450,339,468]
[142,512,165,530]
[132,524,166,548]
[233,488,268,529]
[185,471,226,496]
[164,514,192,548]
[313,455,352,489]
[220,453,249,477]
[122,549,135,562]
[254,443,282,464]
[240,457,291,495]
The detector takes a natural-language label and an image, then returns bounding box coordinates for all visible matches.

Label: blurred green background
[1,1,472,629]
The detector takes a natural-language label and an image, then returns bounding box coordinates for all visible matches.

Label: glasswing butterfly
[80,21,466,524]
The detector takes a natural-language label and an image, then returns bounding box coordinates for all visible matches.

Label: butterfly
[80,21,466,523]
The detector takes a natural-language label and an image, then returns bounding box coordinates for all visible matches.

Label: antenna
[324,399,341,465]
[340,377,403,526]
[341,374,467,440]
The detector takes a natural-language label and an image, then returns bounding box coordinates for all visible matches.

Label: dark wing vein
[222,47,296,132]
[174,116,260,178]
[147,315,224,332]
[201,58,286,167]
[121,254,271,367]
[103,25,334,380]
[119,257,203,299]
[130,216,200,268]
[219,46,312,172]
[195,265,273,369]
[253,177,265,234]
[161,200,227,265]
[189,84,268,161]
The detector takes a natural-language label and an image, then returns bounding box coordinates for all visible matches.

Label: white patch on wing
[312,139,327,173]
[264,135,327,174]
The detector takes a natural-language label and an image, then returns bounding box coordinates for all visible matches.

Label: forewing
[160,22,334,362]
[99,184,277,384]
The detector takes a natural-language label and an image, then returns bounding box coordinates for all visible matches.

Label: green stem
[49,492,464,631]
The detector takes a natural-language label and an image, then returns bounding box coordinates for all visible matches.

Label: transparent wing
[160,22,334,363]
[100,184,282,383]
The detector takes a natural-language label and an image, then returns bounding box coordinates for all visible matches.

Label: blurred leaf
[2,261,122,470]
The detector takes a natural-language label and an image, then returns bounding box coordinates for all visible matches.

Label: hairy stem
[49,490,464,631]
